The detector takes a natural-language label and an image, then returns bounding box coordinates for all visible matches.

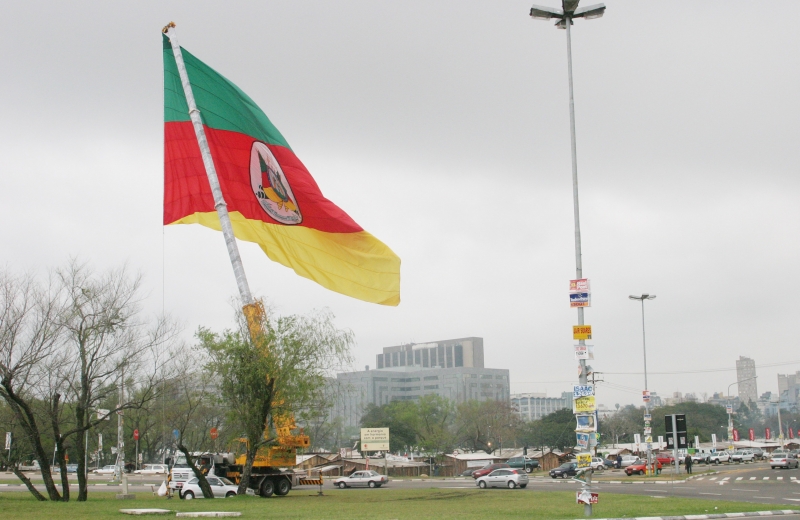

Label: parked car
[65,464,78,474]
[655,453,675,465]
[691,452,709,464]
[460,469,477,477]
[476,468,528,489]
[549,462,578,479]
[472,463,510,479]
[506,457,539,473]
[333,470,388,488]
[730,450,755,463]
[134,464,168,475]
[625,459,662,476]
[17,461,41,472]
[179,476,238,499]
[708,451,731,464]
[750,447,766,460]
[587,457,605,471]
[618,455,639,468]
[769,452,799,470]
[94,465,117,475]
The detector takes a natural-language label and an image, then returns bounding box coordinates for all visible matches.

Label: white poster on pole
[4,432,10,451]
[711,434,717,448]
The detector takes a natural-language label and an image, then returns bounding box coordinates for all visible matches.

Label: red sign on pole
[765,427,771,440]
[748,428,755,441]
[133,429,139,441]
[210,427,219,440]
[790,428,795,440]
[732,429,739,442]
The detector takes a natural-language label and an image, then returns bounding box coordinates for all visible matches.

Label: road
[3,463,800,509]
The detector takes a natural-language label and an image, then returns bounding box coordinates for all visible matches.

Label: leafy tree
[198,303,352,495]
[650,402,728,443]
[360,401,418,452]
[455,400,520,453]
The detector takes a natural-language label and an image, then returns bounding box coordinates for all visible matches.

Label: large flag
[163,35,400,305]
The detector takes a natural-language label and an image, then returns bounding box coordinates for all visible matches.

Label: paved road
[4,464,800,509]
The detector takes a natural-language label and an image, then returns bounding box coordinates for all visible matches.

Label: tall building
[777,371,800,409]
[736,356,757,404]
[331,337,509,428]
[511,392,571,421]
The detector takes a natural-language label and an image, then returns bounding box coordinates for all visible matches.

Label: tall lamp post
[727,377,756,446]
[529,2,605,516]
[629,294,655,473]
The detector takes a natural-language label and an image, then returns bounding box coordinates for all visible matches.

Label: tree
[0,262,179,502]
[455,400,520,453]
[360,401,419,453]
[198,303,352,495]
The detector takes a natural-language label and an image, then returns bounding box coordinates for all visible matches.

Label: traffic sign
[210,427,219,440]
[133,429,139,441]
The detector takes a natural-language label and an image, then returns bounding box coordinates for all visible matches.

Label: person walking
[684,453,693,474]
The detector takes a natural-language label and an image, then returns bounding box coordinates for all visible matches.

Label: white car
[708,451,731,464]
[590,457,606,471]
[769,452,799,470]
[730,450,755,463]
[93,465,117,475]
[332,470,388,488]
[179,476,238,499]
[476,468,528,489]
[134,464,168,475]
[618,455,639,468]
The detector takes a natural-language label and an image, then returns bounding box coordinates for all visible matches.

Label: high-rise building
[777,371,800,408]
[736,356,757,404]
[330,337,509,428]
[511,392,571,421]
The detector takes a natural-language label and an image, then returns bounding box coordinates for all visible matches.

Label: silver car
[333,470,388,488]
[769,452,799,470]
[179,476,238,499]
[476,468,529,489]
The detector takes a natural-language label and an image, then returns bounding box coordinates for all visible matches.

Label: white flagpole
[163,22,254,305]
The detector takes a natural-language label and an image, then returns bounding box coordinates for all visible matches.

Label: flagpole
[163,22,254,306]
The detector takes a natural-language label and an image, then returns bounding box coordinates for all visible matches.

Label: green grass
[0,489,797,520]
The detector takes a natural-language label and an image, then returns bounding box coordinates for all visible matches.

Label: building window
[392,352,398,366]
[424,385,439,390]
[446,345,453,368]
[454,345,463,367]
[424,375,439,381]
[414,350,421,365]
[422,349,429,367]
[481,375,493,379]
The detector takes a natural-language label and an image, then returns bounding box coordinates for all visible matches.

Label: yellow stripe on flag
[172,212,401,306]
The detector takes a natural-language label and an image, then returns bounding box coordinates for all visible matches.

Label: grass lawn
[0,488,797,520]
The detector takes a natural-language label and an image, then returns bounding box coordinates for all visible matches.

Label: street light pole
[530,3,606,516]
[727,377,756,446]
[629,294,655,473]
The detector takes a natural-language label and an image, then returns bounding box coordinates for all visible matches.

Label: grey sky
[2,1,799,409]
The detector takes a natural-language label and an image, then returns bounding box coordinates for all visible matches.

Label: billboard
[573,396,596,413]
[574,344,595,360]
[360,428,390,451]
[575,414,597,432]
[569,293,591,308]
[577,490,599,505]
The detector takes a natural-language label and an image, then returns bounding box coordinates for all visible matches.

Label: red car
[625,459,662,476]
[472,463,510,479]
[655,454,675,465]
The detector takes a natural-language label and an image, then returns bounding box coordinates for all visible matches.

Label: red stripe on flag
[165,122,362,234]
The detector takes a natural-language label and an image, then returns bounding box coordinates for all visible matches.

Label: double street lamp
[529,2,605,516]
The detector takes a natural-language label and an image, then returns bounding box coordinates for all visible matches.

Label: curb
[587,510,800,520]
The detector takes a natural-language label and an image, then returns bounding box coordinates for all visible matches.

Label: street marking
[778,477,784,480]
[763,477,770,480]
[709,477,718,481]
[722,477,730,480]
[736,477,743,480]
[754,496,775,499]
[699,492,722,496]
[696,477,705,480]
[785,498,800,502]
[750,477,757,480]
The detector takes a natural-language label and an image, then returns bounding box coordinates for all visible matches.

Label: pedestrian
[615,454,622,469]
[684,453,693,474]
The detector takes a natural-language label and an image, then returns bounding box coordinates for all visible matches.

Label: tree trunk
[177,442,214,498]
[50,394,70,501]
[237,444,257,496]
[10,466,47,501]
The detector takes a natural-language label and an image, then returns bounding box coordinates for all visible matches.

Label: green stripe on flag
[163,34,291,150]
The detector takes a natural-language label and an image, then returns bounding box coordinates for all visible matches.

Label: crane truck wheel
[275,478,291,496]
[260,478,275,497]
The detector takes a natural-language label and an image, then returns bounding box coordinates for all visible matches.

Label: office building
[511,392,572,421]
[736,356,758,404]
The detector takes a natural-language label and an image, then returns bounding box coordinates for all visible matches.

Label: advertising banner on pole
[570,279,590,292]
[576,490,599,505]
[573,385,594,398]
[576,432,590,449]
[573,325,592,340]
[711,434,717,448]
[4,432,10,451]
[576,453,592,468]
[790,428,795,440]
[765,428,771,440]
[642,390,651,402]
[634,433,641,446]
[749,428,755,441]
[569,293,591,308]
[573,396,596,413]
[574,344,595,360]
[732,429,740,441]
[575,414,597,432]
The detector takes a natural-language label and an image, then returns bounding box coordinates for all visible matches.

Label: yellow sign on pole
[576,453,592,468]
[573,325,592,340]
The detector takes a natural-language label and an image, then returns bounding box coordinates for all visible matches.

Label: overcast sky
[2,1,799,409]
